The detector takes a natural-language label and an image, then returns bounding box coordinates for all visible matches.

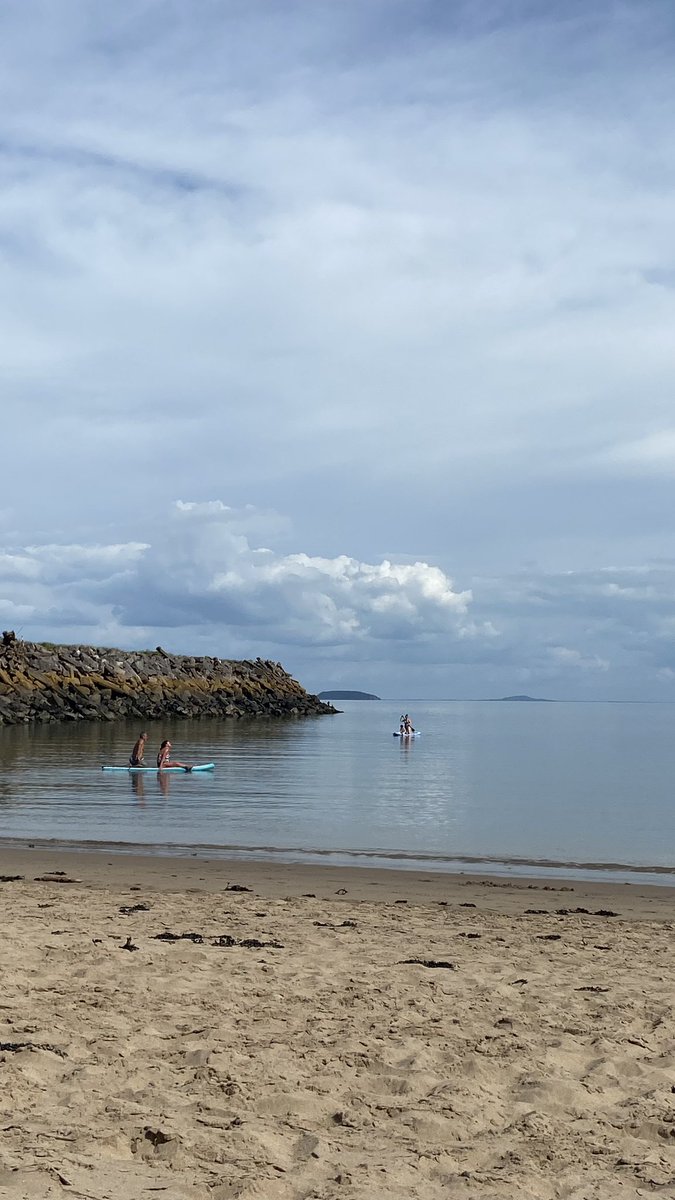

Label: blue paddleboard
[102,763,215,772]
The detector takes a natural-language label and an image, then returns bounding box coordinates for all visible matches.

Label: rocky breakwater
[0,632,336,725]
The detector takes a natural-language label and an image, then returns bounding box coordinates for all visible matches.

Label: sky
[1,0,675,699]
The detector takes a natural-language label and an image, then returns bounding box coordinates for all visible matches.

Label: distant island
[318,690,381,701]
[489,695,554,702]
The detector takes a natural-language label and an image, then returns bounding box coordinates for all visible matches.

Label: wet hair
[159,739,170,750]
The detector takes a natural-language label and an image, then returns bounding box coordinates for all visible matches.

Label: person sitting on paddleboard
[129,731,148,767]
[157,739,192,771]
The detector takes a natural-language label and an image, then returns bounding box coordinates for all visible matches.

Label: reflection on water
[1,703,675,878]
[127,767,172,803]
[131,773,145,804]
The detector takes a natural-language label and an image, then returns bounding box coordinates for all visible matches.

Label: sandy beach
[1,850,675,1199]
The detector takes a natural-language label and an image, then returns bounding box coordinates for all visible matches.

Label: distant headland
[488,694,554,703]
[317,690,381,701]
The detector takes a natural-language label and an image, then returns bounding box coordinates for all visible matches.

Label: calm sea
[1,700,675,884]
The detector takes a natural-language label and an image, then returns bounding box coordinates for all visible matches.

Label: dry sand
[1,849,675,1199]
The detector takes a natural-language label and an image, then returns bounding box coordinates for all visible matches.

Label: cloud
[118,502,480,650]
[0,501,482,657]
[2,503,675,697]
[0,4,674,697]
[0,0,674,560]
[596,430,675,474]
[548,646,610,672]
[468,560,675,695]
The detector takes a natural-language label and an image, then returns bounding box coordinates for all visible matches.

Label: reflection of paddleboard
[102,763,215,772]
[393,731,420,737]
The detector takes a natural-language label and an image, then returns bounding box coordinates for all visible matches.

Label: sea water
[1,700,675,883]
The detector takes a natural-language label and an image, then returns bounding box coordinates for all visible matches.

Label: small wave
[2,835,675,886]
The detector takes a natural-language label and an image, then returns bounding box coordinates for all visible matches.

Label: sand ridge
[1,858,675,1198]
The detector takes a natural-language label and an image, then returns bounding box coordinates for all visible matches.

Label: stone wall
[0,632,335,725]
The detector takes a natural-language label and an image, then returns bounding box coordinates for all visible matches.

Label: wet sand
[1,847,675,1198]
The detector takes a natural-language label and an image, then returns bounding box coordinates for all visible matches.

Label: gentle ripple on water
[1,700,675,882]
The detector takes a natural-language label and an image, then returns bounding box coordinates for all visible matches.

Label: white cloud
[0,0,674,554]
[548,646,610,672]
[596,430,675,474]
[0,554,42,581]
[3,505,675,697]
[124,502,477,648]
[0,4,674,697]
[0,599,35,622]
[0,501,481,656]
[24,543,149,579]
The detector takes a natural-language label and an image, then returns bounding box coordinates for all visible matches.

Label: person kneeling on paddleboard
[129,731,148,767]
[157,739,192,771]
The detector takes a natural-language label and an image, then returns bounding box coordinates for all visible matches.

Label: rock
[0,637,336,727]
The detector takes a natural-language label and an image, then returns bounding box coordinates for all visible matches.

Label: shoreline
[2,843,675,920]
[3,831,675,892]
[3,845,675,1195]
